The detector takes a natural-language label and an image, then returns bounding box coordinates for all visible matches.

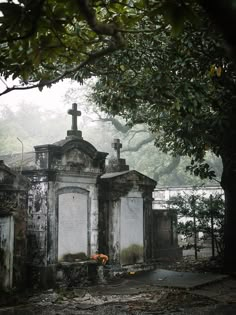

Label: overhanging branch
[0,38,123,96]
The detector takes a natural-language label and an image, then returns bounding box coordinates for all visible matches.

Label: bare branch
[153,156,181,181]
[122,135,155,153]
[129,129,149,134]
[127,128,150,145]
[99,117,130,133]
[212,177,221,184]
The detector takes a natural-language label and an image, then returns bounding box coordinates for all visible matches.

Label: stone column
[90,186,99,256]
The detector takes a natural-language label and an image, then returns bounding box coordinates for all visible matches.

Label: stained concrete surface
[122,268,228,289]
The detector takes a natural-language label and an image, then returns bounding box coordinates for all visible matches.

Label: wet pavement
[116,268,228,289]
[0,268,235,315]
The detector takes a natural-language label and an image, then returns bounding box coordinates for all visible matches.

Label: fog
[0,78,221,186]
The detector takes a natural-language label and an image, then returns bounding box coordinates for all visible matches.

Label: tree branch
[122,135,155,153]
[127,128,150,145]
[153,156,181,181]
[0,0,126,96]
[76,0,119,36]
[99,117,131,133]
[0,39,123,96]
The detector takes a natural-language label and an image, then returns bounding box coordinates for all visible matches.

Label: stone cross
[68,103,81,131]
[112,139,122,159]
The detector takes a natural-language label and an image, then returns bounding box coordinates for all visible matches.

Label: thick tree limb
[153,156,181,181]
[122,135,155,153]
[98,117,131,133]
[76,0,117,36]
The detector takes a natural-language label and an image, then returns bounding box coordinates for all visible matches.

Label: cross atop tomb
[112,139,122,159]
[67,103,82,138]
[68,103,81,131]
[107,138,129,172]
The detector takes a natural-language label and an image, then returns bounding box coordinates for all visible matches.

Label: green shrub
[120,244,143,265]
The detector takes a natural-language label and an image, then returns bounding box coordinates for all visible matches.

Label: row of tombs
[0,104,182,291]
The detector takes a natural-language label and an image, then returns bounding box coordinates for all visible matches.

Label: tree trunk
[221,153,236,273]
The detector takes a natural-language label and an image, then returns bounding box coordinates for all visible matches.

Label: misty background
[0,79,222,186]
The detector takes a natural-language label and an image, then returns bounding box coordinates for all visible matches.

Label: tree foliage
[89,6,236,271]
[0,0,129,93]
[1,0,235,95]
[0,0,160,94]
[63,82,222,185]
[1,0,236,271]
[170,191,225,257]
[91,10,235,177]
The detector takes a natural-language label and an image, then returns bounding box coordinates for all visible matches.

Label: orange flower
[91,253,108,265]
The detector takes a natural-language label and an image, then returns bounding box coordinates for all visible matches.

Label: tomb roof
[100,169,157,186]
[0,152,36,170]
[0,160,30,191]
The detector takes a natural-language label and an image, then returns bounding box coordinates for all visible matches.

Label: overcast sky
[0,79,73,112]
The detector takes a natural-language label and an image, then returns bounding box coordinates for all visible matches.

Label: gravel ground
[0,257,235,315]
[0,285,233,315]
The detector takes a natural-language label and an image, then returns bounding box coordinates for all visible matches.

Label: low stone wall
[104,263,157,279]
[26,264,57,289]
[56,261,98,287]
[57,262,158,287]
[28,261,166,289]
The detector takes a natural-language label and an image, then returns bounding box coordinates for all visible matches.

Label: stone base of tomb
[104,262,157,279]
[56,261,98,288]
[27,264,57,289]
[27,261,103,289]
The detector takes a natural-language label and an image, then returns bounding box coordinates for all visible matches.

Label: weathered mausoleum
[0,103,181,290]
[0,161,29,290]
[99,139,156,265]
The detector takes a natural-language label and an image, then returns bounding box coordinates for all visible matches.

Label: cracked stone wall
[23,137,107,288]
[0,161,28,290]
[27,179,48,266]
[98,171,156,265]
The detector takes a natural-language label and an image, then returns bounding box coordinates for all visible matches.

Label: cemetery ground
[0,257,236,315]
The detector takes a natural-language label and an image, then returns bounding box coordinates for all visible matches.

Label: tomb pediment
[100,170,156,187]
[54,138,98,159]
[54,138,108,171]
[34,137,108,172]
[62,147,91,169]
